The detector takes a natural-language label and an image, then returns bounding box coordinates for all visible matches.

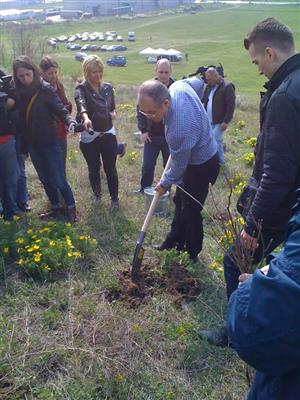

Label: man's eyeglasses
[139,109,160,118]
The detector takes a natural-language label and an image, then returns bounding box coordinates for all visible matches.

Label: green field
[0,5,300,400]
[1,4,300,99]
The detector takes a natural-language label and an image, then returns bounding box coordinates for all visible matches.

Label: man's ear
[163,98,170,108]
[265,46,276,60]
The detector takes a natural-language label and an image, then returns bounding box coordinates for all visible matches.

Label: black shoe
[132,188,144,194]
[39,207,63,220]
[189,255,199,263]
[198,326,229,347]
[153,240,176,251]
[17,202,31,212]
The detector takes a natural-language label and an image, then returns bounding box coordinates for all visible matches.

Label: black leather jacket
[202,79,235,125]
[75,81,115,132]
[244,53,300,235]
[19,80,74,152]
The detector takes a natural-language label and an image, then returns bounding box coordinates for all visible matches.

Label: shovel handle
[141,156,171,233]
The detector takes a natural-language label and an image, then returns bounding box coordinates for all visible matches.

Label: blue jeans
[141,135,169,190]
[58,137,67,176]
[224,226,286,300]
[212,124,225,165]
[16,152,29,206]
[0,138,19,220]
[29,143,75,208]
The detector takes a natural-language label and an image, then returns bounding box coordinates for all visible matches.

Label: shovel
[131,156,171,281]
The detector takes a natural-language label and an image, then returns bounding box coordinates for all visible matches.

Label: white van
[128,31,135,41]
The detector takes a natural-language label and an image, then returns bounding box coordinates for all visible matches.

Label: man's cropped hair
[138,80,170,106]
[244,17,294,53]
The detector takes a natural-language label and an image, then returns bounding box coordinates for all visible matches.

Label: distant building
[63,0,194,16]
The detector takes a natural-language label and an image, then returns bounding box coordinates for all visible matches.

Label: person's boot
[198,326,229,347]
[110,199,120,210]
[66,205,78,223]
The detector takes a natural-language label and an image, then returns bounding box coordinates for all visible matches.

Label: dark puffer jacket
[243,54,300,236]
[19,80,74,152]
[202,79,235,124]
[227,191,300,400]
[75,81,115,133]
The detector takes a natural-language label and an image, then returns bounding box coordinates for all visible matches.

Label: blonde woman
[75,55,119,208]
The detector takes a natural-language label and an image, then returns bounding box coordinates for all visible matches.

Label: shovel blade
[131,242,144,280]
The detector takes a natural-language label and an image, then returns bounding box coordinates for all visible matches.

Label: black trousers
[80,134,118,201]
[165,153,219,258]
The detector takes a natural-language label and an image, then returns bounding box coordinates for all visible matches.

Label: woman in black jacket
[75,55,119,208]
[13,56,78,222]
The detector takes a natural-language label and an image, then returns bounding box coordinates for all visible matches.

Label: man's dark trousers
[141,135,169,190]
[165,153,219,258]
[224,227,286,300]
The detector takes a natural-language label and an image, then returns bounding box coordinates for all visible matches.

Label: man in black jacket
[200,17,300,346]
[136,59,175,192]
[202,67,235,165]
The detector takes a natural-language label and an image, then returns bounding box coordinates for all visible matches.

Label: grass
[0,4,300,99]
[0,4,298,399]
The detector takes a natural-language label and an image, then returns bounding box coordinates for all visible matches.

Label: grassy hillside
[1,4,300,99]
[0,5,299,399]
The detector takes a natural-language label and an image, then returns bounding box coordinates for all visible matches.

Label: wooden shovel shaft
[131,156,171,278]
[140,156,171,233]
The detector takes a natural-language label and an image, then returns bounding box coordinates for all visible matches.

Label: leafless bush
[10,23,47,62]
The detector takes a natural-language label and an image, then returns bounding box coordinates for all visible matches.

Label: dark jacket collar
[264,53,300,92]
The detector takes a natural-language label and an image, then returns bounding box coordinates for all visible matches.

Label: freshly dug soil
[103,258,201,308]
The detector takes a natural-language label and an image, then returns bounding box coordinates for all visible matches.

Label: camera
[0,74,14,95]
[188,63,224,81]
[0,71,15,134]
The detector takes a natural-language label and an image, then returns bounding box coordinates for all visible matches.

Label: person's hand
[155,183,167,196]
[110,110,116,120]
[83,117,93,131]
[20,153,28,162]
[240,229,258,251]
[238,264,269,284]
[142,132,152,143]
[220,122,228,131]
[68,122,78,134]
[239,273,251,283]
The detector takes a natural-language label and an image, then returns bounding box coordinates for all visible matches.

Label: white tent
[139,47,156,55]
[154,48,167,55]
[167,48,182,55]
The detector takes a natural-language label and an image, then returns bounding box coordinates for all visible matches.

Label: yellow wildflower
[15,238,25,244]
[13,215,20,221]
[17,258,25,265]
[3,247,9,254]
[27,229,33,234]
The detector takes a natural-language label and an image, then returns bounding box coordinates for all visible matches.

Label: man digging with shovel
[137,78,219,263]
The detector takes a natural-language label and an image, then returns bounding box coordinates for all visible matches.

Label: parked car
[80,44,90,51]
[100,45,109,51]
[116,35,123,41]
[147,56,157,64]
[98,34,105,41]
[106,35,114,42]
[68,43,81,50]
[89,45,101,51]
[75,52,87,62]
[106,45,128,51]
[107,55,126,67]
[157,54,183,62]
[128,31,135,41]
